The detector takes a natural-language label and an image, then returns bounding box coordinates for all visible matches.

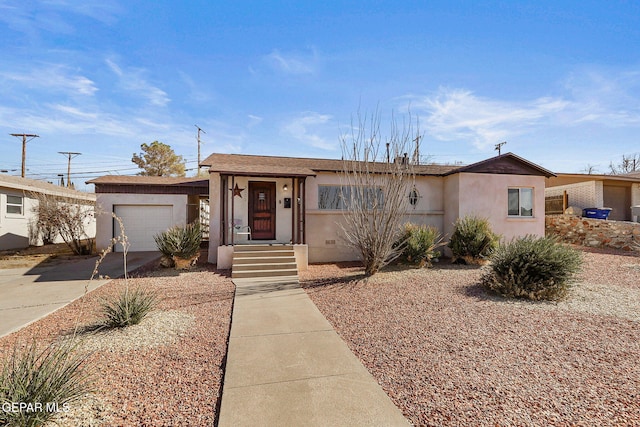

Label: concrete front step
[232,269,299,279]
[233,256,296,265]
[232,244,299,280]
[233,250,294,258]
[234,262,298,271]
[235,244,294,252]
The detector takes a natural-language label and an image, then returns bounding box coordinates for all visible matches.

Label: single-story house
[90,152,554,266]
[88,176,209,251]
[545,173,640,221]
[0,174,96,250]
[200,152,555,267]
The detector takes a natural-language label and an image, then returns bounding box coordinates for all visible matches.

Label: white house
[0,174,96,251]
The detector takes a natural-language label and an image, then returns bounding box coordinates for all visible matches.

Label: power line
[9,133,39,177]
[58,152,82,188]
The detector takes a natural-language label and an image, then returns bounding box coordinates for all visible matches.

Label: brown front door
[249,181,276,240]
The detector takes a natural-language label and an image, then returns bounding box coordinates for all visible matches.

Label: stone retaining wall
[545,215,640,251]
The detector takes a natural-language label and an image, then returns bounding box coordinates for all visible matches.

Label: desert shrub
[396,223,444,267]
[481,235,582,301]
[154,222,202,261]
[0,340,93,427]
[100,287,158,328]
[448,215,499,264]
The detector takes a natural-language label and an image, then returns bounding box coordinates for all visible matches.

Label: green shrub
[448,215,499,264]
[0,340,93,427]
[396,223,444,267]
[481,235,582,301]
[154,222,202,261]
[100,287,158,328]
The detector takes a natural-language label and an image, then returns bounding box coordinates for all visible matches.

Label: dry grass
[301,248,640,426]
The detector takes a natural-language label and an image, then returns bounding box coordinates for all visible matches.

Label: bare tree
[581,164,598,175]
[339,111,417,276]
[609,153,640,174]
[31,192,95,255]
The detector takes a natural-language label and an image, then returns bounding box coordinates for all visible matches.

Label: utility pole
[58,152,81,188]
[9,133,39,177]
[195,125,206,176]
[413,135,421,165]
[495,141,507,156]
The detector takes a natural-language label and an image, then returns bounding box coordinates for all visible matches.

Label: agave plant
[154,222,202,269]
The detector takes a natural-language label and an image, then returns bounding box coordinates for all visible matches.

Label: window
[508,188,533,217]
[6,195,23,215]
[318,185,383,210]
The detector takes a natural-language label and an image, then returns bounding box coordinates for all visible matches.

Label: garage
[114,205,173,251]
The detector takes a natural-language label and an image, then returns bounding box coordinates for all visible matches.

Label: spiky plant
[100,286,158,328]
[395,223,445,267]
[0,340,94,427]
[154,222,202,260]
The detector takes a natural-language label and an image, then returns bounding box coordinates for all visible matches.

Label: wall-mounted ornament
[231,183,245,198]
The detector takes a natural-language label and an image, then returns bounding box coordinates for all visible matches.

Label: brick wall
[546,214,640,251]
[545,181,603,210]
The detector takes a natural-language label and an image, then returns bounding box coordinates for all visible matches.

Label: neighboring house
[0,174,96,251]
[545,174,640,221]
[88,176,209,251]
[199,152,554,267]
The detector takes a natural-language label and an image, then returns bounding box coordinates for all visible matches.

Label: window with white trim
[6,195,23,215]
[508,188,533,217]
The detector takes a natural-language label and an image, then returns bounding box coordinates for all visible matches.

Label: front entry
[249,181,276,240]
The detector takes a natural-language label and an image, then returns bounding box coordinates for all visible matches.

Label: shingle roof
[200,153,460,176]
[86,176,208,186]
[0,174,95,201]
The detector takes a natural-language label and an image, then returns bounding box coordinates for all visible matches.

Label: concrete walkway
[0,251,160,338]
[218,277,409,426]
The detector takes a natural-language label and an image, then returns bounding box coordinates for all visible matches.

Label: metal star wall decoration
[231,183,245,198]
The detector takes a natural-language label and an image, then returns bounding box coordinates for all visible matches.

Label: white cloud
[105,58,170,107]
[411,70,640,150]
[265,49,317,75]
[282,112,335,150]
[0,66,98,96]
[247,115,263,127]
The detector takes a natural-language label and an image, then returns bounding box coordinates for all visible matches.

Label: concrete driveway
[0,251,160,338]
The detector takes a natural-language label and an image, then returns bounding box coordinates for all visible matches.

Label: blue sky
[1,1,640,189]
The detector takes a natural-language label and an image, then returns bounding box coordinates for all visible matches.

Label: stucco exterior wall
[633,183,640,221]
[0,190,96,250]
[451,173,547,241]
[95,193,187,251]
[305,173,446,263]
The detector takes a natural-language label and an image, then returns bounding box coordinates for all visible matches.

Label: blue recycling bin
[582,208,612,219]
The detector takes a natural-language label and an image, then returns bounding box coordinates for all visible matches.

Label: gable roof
[443,152,556,178]
[0,174,95,201]
[201,153,459,177]
[201,152,554,178]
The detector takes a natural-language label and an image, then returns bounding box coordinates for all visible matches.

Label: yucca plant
[0,340,94,427]
[100,286,158,328]
[154,222,202,269]
[448,215,500,264]
[481,235,582,301]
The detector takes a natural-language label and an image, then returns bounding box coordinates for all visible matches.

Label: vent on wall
[325,239,336,245]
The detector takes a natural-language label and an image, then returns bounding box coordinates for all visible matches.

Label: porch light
[283,184,288,191]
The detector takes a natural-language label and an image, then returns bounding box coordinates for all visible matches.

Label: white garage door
[114,205,173,252]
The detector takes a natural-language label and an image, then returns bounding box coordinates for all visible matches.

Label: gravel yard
[301,247,640,426]
[0,259,234,426]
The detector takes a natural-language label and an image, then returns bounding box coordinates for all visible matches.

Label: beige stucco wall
[447,172,546,242]
[95,193,187,251]
[305,173,446,263]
